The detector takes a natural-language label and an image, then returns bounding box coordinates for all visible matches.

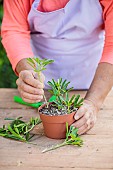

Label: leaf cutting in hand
[27,57,54,107]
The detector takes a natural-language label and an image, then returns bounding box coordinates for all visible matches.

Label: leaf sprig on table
[0,118,84,152]
[0,117,42,143]
[42,122,83,153]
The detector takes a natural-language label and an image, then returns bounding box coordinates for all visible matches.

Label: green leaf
[0,128,6,133]
[77,98,84,105]
[48,89,53,95]
[59,96,65,103]
[52,79,57,89]
[72,129,78,137]
[74,95,84,108]
[27,134,35,141]
[63,81,70,89]
[69,125,75,133]
[69,95,75,104]
[14,125,20,134]
[66,122,69,140]
[4,118,15,121]
[70,134,77,140]
[48,81,55,88]
[7,124,24,140]
[66,92,69,102]
[54,100,62,107]
[61,80,67,89]
[59,78,62,84]
[0,133,26,141]
[27,58,35,64]
[67,87,74,92]
[66,122,68,133]
[74,95,80,104]
[25,133,30,141]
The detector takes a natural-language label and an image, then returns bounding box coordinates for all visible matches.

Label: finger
[86,119,91,130]
[40,73,45,82]
[74,106,87,120]
[72,113,90,128]
[90,112,97,124]
[19,71,44,88]
[78,120,95,135]
[17,79,44,95]
[32,72,45,83]
[19,90,43,101]
[78,127,88,135]
[77,124,88,135]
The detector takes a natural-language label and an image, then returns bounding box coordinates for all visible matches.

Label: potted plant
[27,57,84,139]
[38,78,83,139]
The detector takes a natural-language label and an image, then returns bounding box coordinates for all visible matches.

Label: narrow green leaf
[61,79,67,89]
[4,118,15,121]
[25,133,30,141]
[66,92,69,102]
[77,98,84,105]
[48,89,53,95]
[14,125,20,134]
[69,95,75,104]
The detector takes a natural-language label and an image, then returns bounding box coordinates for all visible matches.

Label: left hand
[72,99,99,135]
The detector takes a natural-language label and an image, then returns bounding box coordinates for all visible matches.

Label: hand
[72,99,99,135]
[16,70,45,103]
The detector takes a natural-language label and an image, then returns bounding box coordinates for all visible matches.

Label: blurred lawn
[0,0,17,88]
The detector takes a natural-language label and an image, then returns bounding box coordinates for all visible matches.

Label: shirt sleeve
[1,0,34,71]
[99,0,113,64]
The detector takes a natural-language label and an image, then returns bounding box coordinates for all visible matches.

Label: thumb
[32,71,45,83]
[74,106,87,120]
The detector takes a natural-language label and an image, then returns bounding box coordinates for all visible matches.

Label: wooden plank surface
[0,89,113,170]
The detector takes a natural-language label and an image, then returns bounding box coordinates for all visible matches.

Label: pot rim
[38,102,76,123]
[38,102,77,117]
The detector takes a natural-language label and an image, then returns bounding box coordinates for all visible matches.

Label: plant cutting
[0,117,41,143]
[27,57,54,106]
[38,78,84,139]
[0,118,84,153]
[42,122,83,153]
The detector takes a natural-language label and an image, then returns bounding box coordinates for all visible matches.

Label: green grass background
[0,0,17,88]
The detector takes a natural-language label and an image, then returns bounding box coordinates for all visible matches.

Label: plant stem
[42,141,67,153]
[68,105,70,114]
[37,72,48,108]
[24,119,42,134]
[43,94,48,108]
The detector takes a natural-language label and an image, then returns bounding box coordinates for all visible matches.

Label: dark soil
[39,103,78,116]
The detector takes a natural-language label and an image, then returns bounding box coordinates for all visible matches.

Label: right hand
[16,70,45,103]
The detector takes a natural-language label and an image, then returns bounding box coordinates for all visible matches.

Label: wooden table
[0,89,113,170]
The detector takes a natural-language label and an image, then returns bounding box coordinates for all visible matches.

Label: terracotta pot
[38,103,76,139]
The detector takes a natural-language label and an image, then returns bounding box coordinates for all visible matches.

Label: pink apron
[28,0,104,89]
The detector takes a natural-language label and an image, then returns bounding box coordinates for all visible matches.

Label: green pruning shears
[14,95,56,108]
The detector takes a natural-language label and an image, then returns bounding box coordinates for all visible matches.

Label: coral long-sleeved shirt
[1,0,113,71]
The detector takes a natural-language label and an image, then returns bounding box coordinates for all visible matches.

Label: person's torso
[28,0,104,89]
